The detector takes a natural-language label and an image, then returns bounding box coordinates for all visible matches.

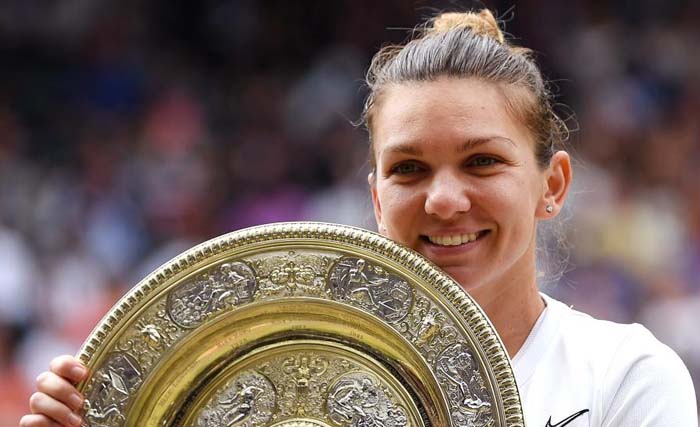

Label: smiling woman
[362,8,697,427]
[369,79,560,307]
[19,7,699,427]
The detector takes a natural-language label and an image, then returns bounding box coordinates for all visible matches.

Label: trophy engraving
[326,373,408,427]
[252,251,334,298]
[259,352,358,419]
[329,258,412,324]
[282,355,329,393]
[196,370,275,427]
[396,294,494,426]
[75,224,524,427]
[399,295,460,363]
[436,343,492,426]
[83,353,142,427]
[194,351,412,427]
[167,261,257,328]
[114,301,184,372]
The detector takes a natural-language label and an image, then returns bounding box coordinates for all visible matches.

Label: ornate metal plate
[76,222,524,427]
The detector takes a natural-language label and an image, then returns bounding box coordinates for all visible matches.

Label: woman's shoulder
[548,295,673,353]
[540,294,698,425]
[543,294,687,373]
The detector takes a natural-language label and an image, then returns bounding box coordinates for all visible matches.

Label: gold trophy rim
[76,221,524,427]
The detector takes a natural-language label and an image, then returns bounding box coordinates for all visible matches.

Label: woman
[20,9,697,427]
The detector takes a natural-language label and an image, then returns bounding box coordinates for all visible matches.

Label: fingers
[19,414,62,427]
[35,371,84,411]
[48,355,88,384]
[28,392,83,427]
[21,355,89,427]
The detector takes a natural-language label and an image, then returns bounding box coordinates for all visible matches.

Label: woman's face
[369,78,569,299]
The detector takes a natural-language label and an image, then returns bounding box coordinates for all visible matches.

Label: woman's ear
[537,150,572,218]
[368,172,385,233]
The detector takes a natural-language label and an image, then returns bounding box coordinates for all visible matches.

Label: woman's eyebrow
[382,136,515,156]
[457,136,515,152]
[384,142,423,156]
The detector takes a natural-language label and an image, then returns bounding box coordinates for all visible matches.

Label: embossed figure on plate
[83,352,143,427]
[435,343,493,426]
[282,355,329,393]
[167,261,257,328]
[259,352,361,419]
[112,304,184,373]
[327,373,408,427]
[253,251,333,298]
[329,258,412,323]
[196,370,275,427]
[397,296,460,364]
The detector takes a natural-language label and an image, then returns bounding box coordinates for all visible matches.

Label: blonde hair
[363,9,568,171]
[428,10,505,43]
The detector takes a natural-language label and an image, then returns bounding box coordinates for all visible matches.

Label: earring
[545,205,554,213]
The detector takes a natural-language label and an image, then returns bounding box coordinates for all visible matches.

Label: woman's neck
[470,276,545,358]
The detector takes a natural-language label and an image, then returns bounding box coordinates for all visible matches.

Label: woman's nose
[424,170,471,220]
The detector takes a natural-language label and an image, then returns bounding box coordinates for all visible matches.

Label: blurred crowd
[0,0,698,422]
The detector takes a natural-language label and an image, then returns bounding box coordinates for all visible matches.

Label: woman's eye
[468,156,499,167]
[391,162,421,174]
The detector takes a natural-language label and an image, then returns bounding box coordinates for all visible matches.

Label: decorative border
[77,221,524,426]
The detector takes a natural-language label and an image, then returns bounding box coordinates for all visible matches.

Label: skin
[20,77,572,427]
[20,355,87,427]
[370,78,571,357]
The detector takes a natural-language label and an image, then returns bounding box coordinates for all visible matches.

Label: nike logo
[545,409,589,427]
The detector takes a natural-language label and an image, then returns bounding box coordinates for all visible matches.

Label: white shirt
[512,294,698,426]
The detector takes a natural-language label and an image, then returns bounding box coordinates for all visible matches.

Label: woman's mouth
[422,230,489,246]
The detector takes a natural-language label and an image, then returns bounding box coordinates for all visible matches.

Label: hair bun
[429,10,505,44]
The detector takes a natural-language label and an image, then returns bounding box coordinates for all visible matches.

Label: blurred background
[0,0,698,422]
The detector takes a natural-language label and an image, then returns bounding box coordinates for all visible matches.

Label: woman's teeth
[428,233,480,246]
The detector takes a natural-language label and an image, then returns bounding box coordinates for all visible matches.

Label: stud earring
[545,205,554,213]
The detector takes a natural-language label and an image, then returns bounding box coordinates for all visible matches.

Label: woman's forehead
[372,79,534,151]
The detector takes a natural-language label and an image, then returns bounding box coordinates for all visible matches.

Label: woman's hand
[20,355,88,427]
